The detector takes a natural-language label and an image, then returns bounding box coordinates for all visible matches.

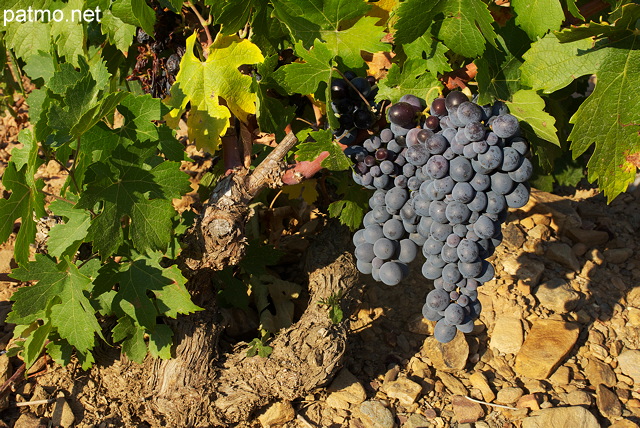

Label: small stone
[628,288,640,308]
[546,243,581,271]
[422,331,469,372]
[535,278,581,314]
[383,377,423,406]
[596,384,622,418]
[587,248,605,265]
[610,420,640,428]
[585,358,616,387]
[549,366,571,385]
[451,395,484,424]
[402,413,432,428]
[604,248,633,264]
[572,242,588,257]
[503,223,527,249]
[529,224,552,240]
[357,400,395,428]
[520,217,535,229]
[490,316,524,355]
[502,256,545,286]
[51,393,75,427]
[437,371,468,396]
[496,387,524,404]
[521,406,600,428]
[515,319,580,379]
[13,413,43,428]
[628,308,640,327]
[327,369,367,407]
[566,390,593,406]
[566,228,609,247]
[617,350,640,384]
[469,372,495,403]
[257,401,295,427]
[517,394,540,410]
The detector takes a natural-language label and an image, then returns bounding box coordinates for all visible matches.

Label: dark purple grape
[425,115,440,130]
[425,155,449,179]
[354,109,375,129]
[457,102,483,125]
[388,102,416,127]
[350,77,371,97]
[431,97,446,116]
[331,79,348,100]
[509,158,533,183]
[426,134,448,155]
[379,261,405,286]
[445,91,469,112]
[427,288,450,311]
[399,94,423,111]
[491,114,520,138]
[380,128,394,142]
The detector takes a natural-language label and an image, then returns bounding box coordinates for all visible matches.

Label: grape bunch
[349,91,532,343]
[330,71,382,145]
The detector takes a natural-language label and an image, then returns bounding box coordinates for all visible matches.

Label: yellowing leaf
[165,32,264,152]
[368,0,398,23]
[282,179,319,205]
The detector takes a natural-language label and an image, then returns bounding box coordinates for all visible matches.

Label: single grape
[362,211,376,227]
[452,182,475,204]
[449,157,474,182]
[491,114,520,138]
[425,115,440,130]
[394,175,408,188]
[354,109,375,129]
[380,128,394,142]
[510,137,529,155]
[355,242,375,262]
[379,261,405,286]
[430,222,453,242]
[445,91,469,112]
[385,187,409,211]
[446,234,461,247]
[486,191,506,214]
[372,206,391,223]
[331,79,348,100]
[425,155,449,179]
[441,244,459,263]
[509,158,533,183]
[409,232,428,246]
[467,190,487,212]
[429,200,448,224]
[431,97,447,116]
[388,102,416,127]
[422,261,444,280]
[369,190,386,208]
[407,176,422,191]
[464,121,485,142]
[405,145,430,166]
[463,143,477,159]
[399,94,423,111]
[426,288,451,311]
[360,173,373,186]
[405,128,422,147]
[477,146,504,172]
[492,101,509,116]
[475,260,495,283]
[369,165,382,178]
[491,172,515,195]
[356,260,373,274]
[383,218,405,240]
[457,239,479,263]
[350,77,371,97]
[470,173,490,191]
[445,201,471,225]
[403,163,416,177]
[472,140,489,154]
[433,176,455,195]
[428,253,447,268]
[373,238,398,260]
[398,239,418,263]
[442,263,462,284]
[505,182,530,208]
[459,260,483,278]
[423,237,444,256]
[444,303,466,325]
[380,160,395,175]
[434,318,457,343]
[425,134,448,155]
[500,147,522,172]
[457,294,470,308]
[364,225,384,244]
[457,102,483,125]
[456,318,474,333]
[423,302,444,322]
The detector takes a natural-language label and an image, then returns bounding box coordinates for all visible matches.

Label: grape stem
[185,2,213,52]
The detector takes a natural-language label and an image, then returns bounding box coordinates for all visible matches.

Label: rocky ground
[2,95,640,428]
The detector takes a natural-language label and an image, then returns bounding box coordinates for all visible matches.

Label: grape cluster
[330,72,382,145]
[350,91,532,343]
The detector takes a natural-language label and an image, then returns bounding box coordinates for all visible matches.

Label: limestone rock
[596,384,622,418]
[490,316,523,355]
[521,406,600,428]
[610,420,640,428]
[604,248,633,264]
[496,387,524,404]
[437,371,467,396]
[327,369,367,408]
[546,243,581,271]
[383,377,423,406]
[549,366,571,385]
[566,228,609,247]
[566,390,593,406]
[502,256,545,286]
[469,372,495,403]
[51,393,75,428]
[529,224,552,240]
[617,350,640,384]
[422,331,469,372]
[585,358,616,387]
[517,394,540,410]
[515,320,580,379]
[503,223,527,249]
[451,395,484,424]
[13,413,43,428]
[535,279,581,314]
[258,401,295,427]
[357,400,395,428]
[529,190,582,230]
[402,414,432,428]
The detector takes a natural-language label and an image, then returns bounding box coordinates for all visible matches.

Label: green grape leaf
[165,32,264,152]
[110,255,201,331]
[118,94,166,143]
[563,0,583,20]
[249,3,290,56]
[295,130,351,171]
[101,10,137,52]
[568,41,640,202]
[214,268,250,309]
[520,34,606,93]
[77,144,190,256]
[0,130,45,264]
[23,322,52,371]
[239,241,283,276]
[555,3,640,43]
[512,0,565,40]
[148,324,173,360]
[112,316,147,363]
[1,0,52,61]
[47,199,91,259]
[328,172,370,230]
[271,0,387,68]
[23,52,56,84]
[403,35,452,77]
[217,0,258,34]
[274,40,335,95]
[506,90,560,147]
[45,338,73,366]
[9,256,103,353]
[49,0,86,66]
[111,0,155,36]
[392,0,440,45]
[376,59,442,105]
[476,33,523,105]
[436,0,497,57]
